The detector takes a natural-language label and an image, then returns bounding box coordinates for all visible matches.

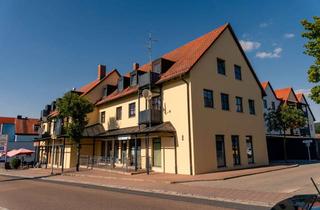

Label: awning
[99,122,176,137]
[34,122,176,141]
[6,148,34,157]
[82,123,105,137]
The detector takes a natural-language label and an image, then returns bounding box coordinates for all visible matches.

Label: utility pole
[145,33,157,175]
[147,33,157,64]
[51,119,57,175]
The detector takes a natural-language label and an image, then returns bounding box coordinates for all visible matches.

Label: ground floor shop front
[34,122,271,175]
[35,134,178,174]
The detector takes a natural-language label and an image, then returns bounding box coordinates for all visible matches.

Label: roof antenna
[147,32,157,64]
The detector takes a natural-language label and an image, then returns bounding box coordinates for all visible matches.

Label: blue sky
[0,0,319,121]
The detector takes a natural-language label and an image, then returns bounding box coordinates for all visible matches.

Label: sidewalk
[0,164,298,207]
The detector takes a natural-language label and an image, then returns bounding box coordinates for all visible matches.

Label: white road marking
[280,188,300,193]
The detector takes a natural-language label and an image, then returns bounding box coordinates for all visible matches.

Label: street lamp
[50,130,57,175]
[142,89,152,175]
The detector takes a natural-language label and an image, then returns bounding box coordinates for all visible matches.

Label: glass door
[130,139,141,168]
[121,141,127,165]
[216,135,226,167]
[152,138,161,167]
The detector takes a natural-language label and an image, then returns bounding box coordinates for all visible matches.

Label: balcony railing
[139,109,162,125]
[138,72,160,88]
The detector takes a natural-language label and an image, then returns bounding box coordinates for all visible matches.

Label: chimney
[17,115,22,119]
[133,63,139,71]
[98,64,106,80]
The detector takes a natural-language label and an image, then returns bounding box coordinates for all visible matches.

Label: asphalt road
[184,162,320,195]
[0,175,267,210]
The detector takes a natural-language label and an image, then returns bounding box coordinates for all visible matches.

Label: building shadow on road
[271,160,320,166]
[0,174,58,183]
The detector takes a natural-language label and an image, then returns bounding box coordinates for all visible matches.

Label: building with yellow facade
[35,23,269,175]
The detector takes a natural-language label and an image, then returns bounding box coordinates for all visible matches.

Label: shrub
[4,162,11,169]
[10,158,21,169]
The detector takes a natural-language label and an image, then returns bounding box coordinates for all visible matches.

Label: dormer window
[130,72,137,86]
[118,78,124,91]
[153,61,161,74]
[151,58,175,74]
[117,76,130,91]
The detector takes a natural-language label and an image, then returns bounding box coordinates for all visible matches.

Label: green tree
[56,91,94,171]
[301,16,320,104]
[265,104,307,160]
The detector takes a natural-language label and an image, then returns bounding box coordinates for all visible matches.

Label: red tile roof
[274,88,291,101]
[274,87,298,102]
[261,82,268,90]
[0,117,15,124]
[0,117,40,135]
[96,24,228,105]
[96,23,265,105]
[78,79,100,94]
[137,24,229,83]
[78,69,120,96]
[15,118,40,135]
[96,86,138,105]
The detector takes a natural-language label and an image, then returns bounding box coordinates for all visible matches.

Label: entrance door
[152,138,161,167]
[106,141,112,161]
[121,141,127,165]
[130,139,141,168]
[216,135,226,167]
[101,141,106,157]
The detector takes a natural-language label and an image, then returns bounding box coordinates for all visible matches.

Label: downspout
[181,74,193,175]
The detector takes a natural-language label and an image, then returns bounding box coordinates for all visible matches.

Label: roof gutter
[180,73,193,175]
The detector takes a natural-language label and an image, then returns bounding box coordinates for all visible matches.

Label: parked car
[272,194,320,209]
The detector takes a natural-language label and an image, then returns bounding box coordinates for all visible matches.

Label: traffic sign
[303,140,313,144]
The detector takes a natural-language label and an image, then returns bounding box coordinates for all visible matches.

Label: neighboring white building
[261,81,318,161]
[261,81,281,135]
[295,93,316,138]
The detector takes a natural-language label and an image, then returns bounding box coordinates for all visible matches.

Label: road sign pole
[307,144,311,161]
[303,140,313,161]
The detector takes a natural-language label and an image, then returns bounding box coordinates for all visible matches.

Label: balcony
[139,109,162,125]
[138,72,160,88]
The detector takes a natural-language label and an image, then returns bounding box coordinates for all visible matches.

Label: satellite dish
[142,89,152,100]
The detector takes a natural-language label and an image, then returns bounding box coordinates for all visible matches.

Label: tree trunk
[76,141,81,172]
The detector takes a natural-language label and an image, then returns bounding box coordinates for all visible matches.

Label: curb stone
[42,176,274,208]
